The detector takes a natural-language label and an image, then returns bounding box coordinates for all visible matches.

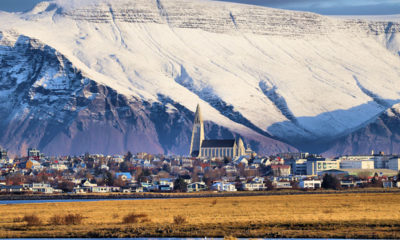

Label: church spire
[189,104,204,157]
[194,104,203,124]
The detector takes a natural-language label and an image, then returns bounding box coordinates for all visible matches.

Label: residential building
[340,180,365,188]
[273,181,292,189]
[158,178,174,191]
[0,185,24,193]
[242,177,266,191]
[271,165,291,176]
[299,179,322,189]
[90,186,120,193]
[50,162,68,171]
[24,183,54,194]
[187,182,207,192]
[181,158,193,168]
[28,148,41,161]
[112,155,124,163]
[24,160,42,170]
[0,148,7,161]
[211,182,237,192]
[115,172,133,181]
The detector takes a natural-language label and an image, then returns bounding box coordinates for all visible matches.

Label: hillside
[0,0,399,155]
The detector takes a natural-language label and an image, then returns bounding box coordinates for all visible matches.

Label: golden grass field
[1,192,400,238]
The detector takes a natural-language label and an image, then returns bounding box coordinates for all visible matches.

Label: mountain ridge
[0,0,399,155]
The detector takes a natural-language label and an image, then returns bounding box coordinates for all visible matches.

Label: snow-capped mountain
[0,0,399,155]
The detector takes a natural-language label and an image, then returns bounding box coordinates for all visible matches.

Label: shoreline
[1,188,399,201]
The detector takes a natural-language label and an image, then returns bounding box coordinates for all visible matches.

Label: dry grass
[0,193,400,238]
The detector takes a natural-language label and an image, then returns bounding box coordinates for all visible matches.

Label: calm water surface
[0,198,154,205]
[8,239,356,240]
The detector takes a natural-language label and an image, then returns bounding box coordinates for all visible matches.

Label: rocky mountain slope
[0,0,399,155]
[0,30,293,155]
[323,103,400,156]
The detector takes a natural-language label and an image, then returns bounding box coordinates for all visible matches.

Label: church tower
[237,138,245,156]
[189,104,204,157]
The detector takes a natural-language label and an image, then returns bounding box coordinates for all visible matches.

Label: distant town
[0,104,399,195]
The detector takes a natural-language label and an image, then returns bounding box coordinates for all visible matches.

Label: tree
[119,161,129,172]
[162,164,171,173]
[137,169,151,182]
[264,179,274,190]
[234,176,243,191]
[322,174,341,190]
[174,177,187,192]
[124,151,133,162]
[104,171,114,186]
[223,156,232,165]
[58,180,75,193]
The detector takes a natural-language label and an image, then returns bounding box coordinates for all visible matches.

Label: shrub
[50,214,83,225]
[64,213,83,225]
[23,214,42,226]
[122,212,149,224]
[49,215,65,225]
[173,215,186,225]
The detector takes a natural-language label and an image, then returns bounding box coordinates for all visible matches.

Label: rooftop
[201,140,235,148]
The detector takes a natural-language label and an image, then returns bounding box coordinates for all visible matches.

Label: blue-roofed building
[115,172,132,181]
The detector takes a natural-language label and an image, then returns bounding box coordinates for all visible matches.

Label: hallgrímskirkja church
[189,104,246,158]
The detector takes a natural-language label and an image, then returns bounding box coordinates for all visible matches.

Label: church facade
[190,104,245,158]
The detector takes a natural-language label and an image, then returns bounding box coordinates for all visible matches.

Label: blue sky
[217,0,400,15]
[0,0,399,15]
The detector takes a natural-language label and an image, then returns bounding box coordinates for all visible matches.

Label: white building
[24,183,54,194]
[340,160,374,169]
[299,179,322,189]
[158,178,174,191]
[212,182,237,192]
[273,181,292,189]
[306,160,340,175]
[338,154,391,169]
[242,177,266,191]
[50,163,68,171]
